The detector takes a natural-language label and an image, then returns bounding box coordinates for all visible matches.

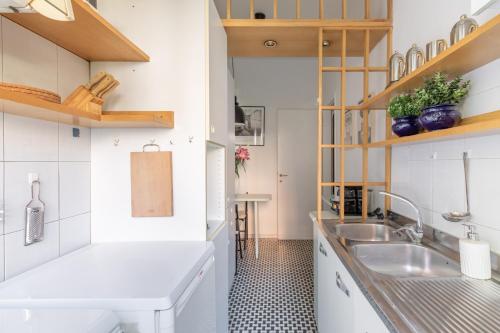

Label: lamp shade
[31,0,74,21]
[235,97,245,124]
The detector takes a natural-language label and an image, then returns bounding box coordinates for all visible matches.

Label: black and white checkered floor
[229,239,317,333]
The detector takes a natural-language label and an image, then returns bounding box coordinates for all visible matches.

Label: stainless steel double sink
[336,223,461,278]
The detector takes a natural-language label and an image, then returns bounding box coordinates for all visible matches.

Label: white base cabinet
[314,223,389,333]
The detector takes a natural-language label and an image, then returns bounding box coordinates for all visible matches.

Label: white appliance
[0,242,216,333]
[0,309,122,333]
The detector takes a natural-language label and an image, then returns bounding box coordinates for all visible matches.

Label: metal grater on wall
[25,180,45,246]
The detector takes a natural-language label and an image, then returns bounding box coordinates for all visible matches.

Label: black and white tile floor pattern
[228,239,317,333]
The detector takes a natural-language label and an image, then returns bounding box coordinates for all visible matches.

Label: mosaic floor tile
[229,239,317,333]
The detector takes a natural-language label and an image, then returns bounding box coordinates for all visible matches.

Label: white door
[277,109,316,240]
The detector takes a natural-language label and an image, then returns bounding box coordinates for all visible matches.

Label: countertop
[0,241,215,311]
[310,212,500,333]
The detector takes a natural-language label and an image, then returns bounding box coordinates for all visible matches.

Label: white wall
[0,18,91,281]
[390,1,500,254]
[90,0,209,242]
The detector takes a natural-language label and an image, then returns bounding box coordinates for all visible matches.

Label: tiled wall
[391,2,500,254]
[0,18,91,281]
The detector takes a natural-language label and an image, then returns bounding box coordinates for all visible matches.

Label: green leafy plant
[388,94,422,119]
[415,72,471,108]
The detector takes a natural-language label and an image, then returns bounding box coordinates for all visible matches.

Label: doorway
[277,109,317,240]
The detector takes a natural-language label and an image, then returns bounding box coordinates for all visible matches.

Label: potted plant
[415,72,470,131]
[388,94,423,137]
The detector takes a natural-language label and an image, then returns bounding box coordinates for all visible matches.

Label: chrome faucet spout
[379,191,424,243]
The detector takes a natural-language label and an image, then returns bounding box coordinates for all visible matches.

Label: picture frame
[235,106,265,146]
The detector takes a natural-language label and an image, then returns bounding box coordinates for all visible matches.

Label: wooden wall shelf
[224,20,390,57]
[361,14,500,110]
[367,110,500,147]
[0,90,173,128]
[2,0,149,62]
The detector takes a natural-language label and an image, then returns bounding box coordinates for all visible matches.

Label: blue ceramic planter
[392,116,421,137]
[418,104,461,131]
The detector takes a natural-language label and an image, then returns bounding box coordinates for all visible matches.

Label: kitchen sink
[352,243,461,278]
[336,223,403,242]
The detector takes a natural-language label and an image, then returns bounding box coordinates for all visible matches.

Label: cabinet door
[207,0,228,144]
[327,240,355,333]
[317,230,355,333]
[317,232,336,332]
[353,287,389,333]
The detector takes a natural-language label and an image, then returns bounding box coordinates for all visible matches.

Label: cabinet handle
[319,242,327,257]
[336,272,350,297]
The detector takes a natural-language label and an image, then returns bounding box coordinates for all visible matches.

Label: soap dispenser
[459,224,491,280]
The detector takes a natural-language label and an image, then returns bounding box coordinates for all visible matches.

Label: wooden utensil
[131,146,173,217]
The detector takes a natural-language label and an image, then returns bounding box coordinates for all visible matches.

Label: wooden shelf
[224,19,390,57]
[360,14,500,110]
[2,0,149,61]
[0,90,173,128]
[367,110,500,147]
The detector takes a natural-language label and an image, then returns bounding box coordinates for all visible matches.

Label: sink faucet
[379,191,424,243]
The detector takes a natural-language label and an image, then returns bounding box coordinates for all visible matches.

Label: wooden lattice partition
[316,24,392,221]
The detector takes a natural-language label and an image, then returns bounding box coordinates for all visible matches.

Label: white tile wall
[60,213,90,256]
[4,161,59,233]
[4,222,60,279]
[0,19,91,281]
[59,162,91,219]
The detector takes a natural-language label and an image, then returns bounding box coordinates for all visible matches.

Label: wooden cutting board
[130,151,173,217]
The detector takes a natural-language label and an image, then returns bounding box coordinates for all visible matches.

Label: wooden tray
[0,82,61,103]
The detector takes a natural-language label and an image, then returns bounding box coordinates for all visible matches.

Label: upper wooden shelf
[368,110,500,147]
[0,90,173,128]
[2,0,149,62]
[360,14,500,110]
[224,20,391,57]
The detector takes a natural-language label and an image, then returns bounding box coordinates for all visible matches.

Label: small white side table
[234,193,272,259]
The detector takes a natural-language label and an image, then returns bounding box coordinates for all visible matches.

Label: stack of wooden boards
[0,82,61,103]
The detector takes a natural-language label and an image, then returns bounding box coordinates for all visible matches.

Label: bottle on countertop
[459,224,491,280]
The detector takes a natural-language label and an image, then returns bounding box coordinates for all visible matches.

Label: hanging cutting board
[130,151,173,217]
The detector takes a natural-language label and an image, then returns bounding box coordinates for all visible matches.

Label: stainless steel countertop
[312,214,500,333]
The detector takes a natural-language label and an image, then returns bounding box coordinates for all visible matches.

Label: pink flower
[235,147,250,161]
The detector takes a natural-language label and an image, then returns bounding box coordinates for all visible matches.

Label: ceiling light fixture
[264,40,278,48]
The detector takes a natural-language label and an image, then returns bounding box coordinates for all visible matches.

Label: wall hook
[169,139,174,145]
[113,138,120,146]
[188,136,194,143]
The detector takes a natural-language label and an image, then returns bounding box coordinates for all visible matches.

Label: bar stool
[235,202,248,249]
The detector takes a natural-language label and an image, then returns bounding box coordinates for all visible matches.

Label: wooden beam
[227,0,231,19]
[362,29,370,220]
[317,28,324,221]
[340,29,347,220]
[385,28,393,213]
[365,0,371,19]
[296,0,301,19]
[319,0,324,19]
[249,0,254,19]
[273,0,278,19]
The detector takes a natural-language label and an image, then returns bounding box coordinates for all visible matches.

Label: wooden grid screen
[317,26,392,221]
[225,0,391,20]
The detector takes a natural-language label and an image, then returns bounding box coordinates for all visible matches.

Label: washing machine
[0,309,122,333]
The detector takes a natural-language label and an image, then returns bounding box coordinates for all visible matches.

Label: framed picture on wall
[235,106,265,146]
